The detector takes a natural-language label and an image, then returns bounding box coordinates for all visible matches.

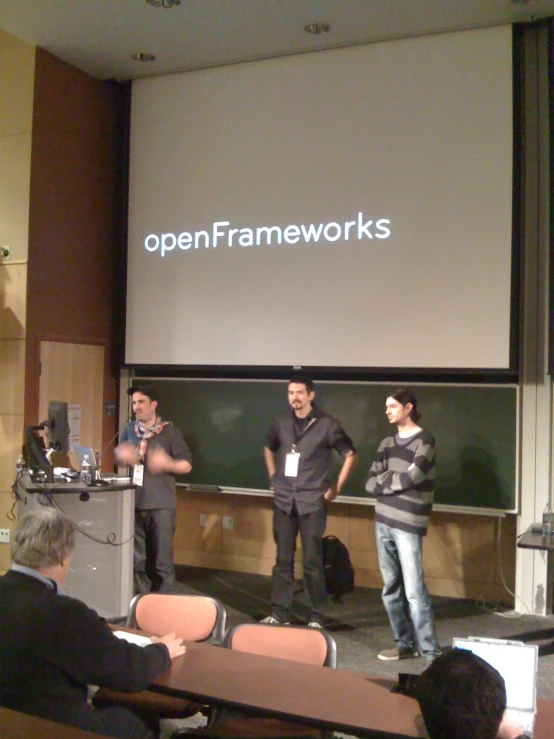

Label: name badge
[285,452,300,477]
[133,464,145,486]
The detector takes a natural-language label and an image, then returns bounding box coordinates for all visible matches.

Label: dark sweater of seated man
[0,508,186,739]
[417,648,529,739]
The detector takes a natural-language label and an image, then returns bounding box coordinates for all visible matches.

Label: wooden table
[146,640,554,738]
[0,707,106,739]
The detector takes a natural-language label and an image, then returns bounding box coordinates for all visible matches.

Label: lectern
[17,474,135,620]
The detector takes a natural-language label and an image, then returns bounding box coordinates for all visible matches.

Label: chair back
[224,623,337,668]
[127,593,227,644]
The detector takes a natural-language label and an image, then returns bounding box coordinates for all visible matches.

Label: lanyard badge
[133,463,145,486]
[285,443,300,477]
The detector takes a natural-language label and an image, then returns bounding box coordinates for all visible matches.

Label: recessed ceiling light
[131,52,156,63]
[146,0,181,7]
[304,23,331,35]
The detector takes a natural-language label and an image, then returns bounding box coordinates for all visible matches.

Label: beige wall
[0,30,35,571]
[0,35,124,574]
[175,490,516,603]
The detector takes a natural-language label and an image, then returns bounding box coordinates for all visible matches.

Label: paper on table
[113,630,152,647]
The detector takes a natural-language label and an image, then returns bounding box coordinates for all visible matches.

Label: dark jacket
[266,405,355,514]
[0,570,171,731]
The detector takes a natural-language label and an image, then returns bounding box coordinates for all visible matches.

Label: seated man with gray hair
[417,648,530,739]
[0,508,185,739]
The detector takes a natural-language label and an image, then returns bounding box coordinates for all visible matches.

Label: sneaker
[377,646,419,661]
[259,616,289,625]
[307,621,322,628]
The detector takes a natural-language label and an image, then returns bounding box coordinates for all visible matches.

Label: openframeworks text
[143,213,391,257]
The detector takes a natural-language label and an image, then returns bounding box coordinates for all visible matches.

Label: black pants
[134,508,176,594]
[271,502,327,623]
[79,704,158,739]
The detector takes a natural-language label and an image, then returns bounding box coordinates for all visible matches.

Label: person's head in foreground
[418,648,525,739]
[12,508,76,585]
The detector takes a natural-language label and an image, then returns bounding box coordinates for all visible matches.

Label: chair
[93,593,227,719]
[199,623,337,739]
[127,592,227,644]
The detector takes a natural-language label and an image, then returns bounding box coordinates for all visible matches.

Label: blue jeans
[375,521,440,657]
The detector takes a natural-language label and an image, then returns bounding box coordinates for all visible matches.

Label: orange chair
[197,623,337,739]
[128,592,227,644]
[93,593,227,719]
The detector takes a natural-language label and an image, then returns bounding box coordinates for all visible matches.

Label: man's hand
[497,712,525,739]
[147,447,175,475]
[114,442,139,467]
[151,632,186,660]
[324,484,338,503]
[146,447,192,476]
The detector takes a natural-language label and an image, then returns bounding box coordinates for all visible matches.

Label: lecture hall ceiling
[1,0,553,81]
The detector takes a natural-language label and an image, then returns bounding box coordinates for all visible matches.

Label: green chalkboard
[141,379,518,511]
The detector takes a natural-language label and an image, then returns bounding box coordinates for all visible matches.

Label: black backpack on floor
[322,535,355,600]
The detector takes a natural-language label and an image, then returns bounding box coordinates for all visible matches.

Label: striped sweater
[365,429,435,536]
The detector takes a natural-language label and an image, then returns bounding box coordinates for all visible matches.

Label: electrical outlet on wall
[0,528,11,543]
[199,513,207,528]
[222,516,234,530]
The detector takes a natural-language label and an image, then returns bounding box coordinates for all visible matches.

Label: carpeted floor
[155,565,554,737]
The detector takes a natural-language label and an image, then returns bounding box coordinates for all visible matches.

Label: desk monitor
[48,400,70,453]
[25,425,52,483]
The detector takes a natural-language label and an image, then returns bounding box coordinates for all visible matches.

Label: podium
[17,475,135,620]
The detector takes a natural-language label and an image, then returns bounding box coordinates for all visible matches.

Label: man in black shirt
[262,374,357,627]
[116,384,192,594]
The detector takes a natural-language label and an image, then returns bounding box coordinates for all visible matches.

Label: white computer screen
[454,640,537,711]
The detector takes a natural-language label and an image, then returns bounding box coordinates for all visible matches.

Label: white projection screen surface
[126,25,514,370]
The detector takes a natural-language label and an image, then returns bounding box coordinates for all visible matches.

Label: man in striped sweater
[366,388,440,663]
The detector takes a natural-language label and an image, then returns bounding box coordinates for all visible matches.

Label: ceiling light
[131,52,156,63]
[304,23,331,35]
[146,0,181,7]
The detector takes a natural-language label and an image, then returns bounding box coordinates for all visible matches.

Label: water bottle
[80,454,92,486]
[542,502,554,537]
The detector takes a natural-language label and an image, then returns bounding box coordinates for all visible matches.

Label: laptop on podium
[72,445,98,480]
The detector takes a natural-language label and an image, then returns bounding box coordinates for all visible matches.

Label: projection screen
[125,25,515,371]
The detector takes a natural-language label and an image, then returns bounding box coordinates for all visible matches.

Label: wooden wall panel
[175,490,223,553]
[0,493,15,571]
[0,263,26,339]
[0,136,32,263]
[0,30,35,137]
[222,499,275,559]
[0,339,25,415]
[173,490,516,604]
[0,32,34,570]
[25,48,126,468]
[0,414,24,492]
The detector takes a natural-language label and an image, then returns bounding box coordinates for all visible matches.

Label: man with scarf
[116,384,192,594]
